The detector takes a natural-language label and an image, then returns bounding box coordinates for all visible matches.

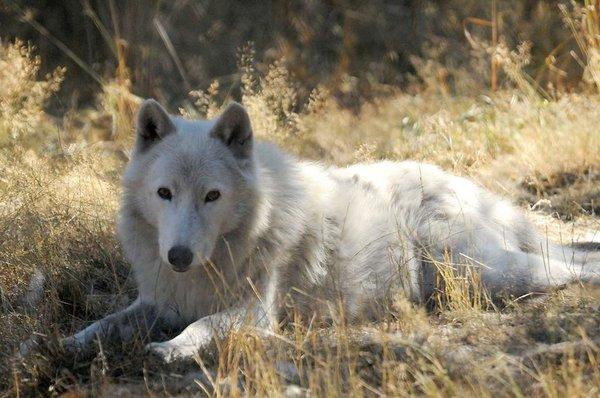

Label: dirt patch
[520,167,600,220]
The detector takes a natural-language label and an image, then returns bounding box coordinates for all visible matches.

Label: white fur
[58,100,599,362]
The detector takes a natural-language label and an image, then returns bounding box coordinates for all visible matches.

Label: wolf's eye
[205,190,221,203]
[157,187,172,200]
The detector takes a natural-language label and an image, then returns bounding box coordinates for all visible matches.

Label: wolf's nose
[167,246,193,271]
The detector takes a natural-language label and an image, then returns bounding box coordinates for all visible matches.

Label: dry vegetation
[1,1,600,397]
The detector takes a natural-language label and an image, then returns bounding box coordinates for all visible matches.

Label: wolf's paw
[146,341,199,364]
[19,334,88,360]
[17,333,83,361]
[17,334,44,359]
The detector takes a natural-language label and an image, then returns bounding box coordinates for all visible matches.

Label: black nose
[167,246,193,271]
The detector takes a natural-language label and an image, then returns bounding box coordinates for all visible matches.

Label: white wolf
[54,99,598,363]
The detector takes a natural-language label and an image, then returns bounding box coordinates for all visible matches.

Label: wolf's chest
[135,261,218,323]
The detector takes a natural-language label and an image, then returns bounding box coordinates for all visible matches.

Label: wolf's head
[123,99,258,273]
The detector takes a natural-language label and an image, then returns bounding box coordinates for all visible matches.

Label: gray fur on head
[121,100,261,282]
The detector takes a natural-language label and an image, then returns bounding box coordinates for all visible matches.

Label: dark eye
[157,187,172,200]
[205,190,221,202]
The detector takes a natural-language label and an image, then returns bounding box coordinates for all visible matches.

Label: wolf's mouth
[170,263,190,273]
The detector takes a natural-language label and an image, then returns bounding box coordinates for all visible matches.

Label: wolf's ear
[135,99,175,151]
[210,102,253,159]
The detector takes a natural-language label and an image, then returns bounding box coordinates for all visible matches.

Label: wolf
[45,99,599,363]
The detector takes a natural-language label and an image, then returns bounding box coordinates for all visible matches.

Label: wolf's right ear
[135,99,175,152]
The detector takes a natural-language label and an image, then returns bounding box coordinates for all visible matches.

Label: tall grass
[0,39,64,147]
[560,0,600,92]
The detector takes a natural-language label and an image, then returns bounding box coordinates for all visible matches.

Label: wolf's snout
[167,245,193,272]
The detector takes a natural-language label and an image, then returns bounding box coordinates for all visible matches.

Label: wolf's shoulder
[329,160,451,186]
[339,160,443,175]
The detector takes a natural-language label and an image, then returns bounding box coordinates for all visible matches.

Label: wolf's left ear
[135,99,176,152]
[210,102,253,159]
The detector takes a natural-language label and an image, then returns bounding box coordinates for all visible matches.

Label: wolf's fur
[58,100,599,362]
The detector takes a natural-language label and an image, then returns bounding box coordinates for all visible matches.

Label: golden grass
[0,40,64,147]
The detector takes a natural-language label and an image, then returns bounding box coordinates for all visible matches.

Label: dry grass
[0,40,64,147]
[2,2,600,396]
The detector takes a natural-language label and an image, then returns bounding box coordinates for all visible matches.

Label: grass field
[1,2,600,396]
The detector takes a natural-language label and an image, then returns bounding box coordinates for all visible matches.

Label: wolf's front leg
[60,298,159,353]
[146,305,269,363]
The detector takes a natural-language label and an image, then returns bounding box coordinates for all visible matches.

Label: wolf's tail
[482,242,600,295]
[541,243,600,286]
